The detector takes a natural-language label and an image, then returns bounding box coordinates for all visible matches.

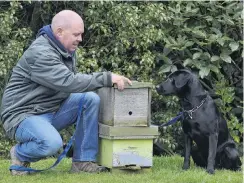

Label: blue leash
[9,99,84,173]
[9,136,74,172]
[158,112,183,127]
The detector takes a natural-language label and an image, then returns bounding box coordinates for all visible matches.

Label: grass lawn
[0,155,242,183]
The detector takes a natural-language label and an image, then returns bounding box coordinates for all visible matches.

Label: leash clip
[189,112,193,119]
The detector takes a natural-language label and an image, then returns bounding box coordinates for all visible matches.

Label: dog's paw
[182,164,190,170]
[206,168,215,174]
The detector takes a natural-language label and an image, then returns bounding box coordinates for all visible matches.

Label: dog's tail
[216,140,242,171]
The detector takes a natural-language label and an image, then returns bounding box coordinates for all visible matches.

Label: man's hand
[111,73,132,90]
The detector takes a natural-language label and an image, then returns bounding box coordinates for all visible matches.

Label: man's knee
[85,92,100,106]
[38,136,63,157]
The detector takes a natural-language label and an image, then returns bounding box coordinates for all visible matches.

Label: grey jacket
[0,35,112,139]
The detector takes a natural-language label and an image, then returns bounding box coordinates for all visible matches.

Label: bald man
[1,10,131,175]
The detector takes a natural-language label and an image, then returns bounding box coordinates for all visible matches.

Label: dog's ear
[174,72,191,88]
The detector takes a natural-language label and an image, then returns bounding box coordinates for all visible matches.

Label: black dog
[156,69,241,174]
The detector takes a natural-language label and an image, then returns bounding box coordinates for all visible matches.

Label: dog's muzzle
[156,84,165,94]
[155,85,161,93]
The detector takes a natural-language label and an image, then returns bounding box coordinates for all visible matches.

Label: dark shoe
[10,146,31,176]
[70,161,108,173]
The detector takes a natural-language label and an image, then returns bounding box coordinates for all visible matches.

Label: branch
[232,60,242,72]
[199,79,219,98]
[199,79,213,91]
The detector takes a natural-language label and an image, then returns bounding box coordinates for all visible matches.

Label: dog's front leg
[182,134,192,170]
[207,133,218,174]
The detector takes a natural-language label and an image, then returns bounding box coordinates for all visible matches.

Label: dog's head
[156,69,193,96]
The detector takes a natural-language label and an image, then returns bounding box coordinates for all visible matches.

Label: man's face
[59,22,84,53]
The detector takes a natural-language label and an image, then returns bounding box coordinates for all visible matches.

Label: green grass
[0,155,242,183]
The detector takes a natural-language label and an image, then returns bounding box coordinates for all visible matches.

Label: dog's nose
[155,85,160,91]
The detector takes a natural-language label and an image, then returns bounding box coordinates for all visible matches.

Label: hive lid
[99,123,159,139]
[113,81,153,89]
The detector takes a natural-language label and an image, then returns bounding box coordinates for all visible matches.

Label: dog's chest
[182,119,204,138]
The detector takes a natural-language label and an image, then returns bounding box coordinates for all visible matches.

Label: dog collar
[184,97,207,119]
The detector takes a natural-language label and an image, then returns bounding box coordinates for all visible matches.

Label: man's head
[51,10,84,53]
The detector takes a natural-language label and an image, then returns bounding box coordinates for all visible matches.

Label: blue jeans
[14,92,100,163]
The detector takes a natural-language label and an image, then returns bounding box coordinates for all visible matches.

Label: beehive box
[98,123,158,169]
[97,82,153,127]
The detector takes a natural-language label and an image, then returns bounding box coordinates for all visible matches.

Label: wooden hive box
[97,82,153,127]
[98,123,159,169]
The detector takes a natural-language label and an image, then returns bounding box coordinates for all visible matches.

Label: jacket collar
[37,25,75,59]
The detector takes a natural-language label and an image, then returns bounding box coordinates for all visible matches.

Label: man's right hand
[111,73,132,91]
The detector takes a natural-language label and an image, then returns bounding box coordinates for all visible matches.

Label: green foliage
[158,1,243,79]
[0,1,32,92]
[82,1,185,81]
[76,47,101,73]
[0,1,33,157]
[151,91,184,155]
[214,77,243,143]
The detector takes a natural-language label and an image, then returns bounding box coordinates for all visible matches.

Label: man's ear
[174,72,191,88]
[56,27,63,38]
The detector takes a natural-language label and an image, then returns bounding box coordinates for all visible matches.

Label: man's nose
[77,35,82,42]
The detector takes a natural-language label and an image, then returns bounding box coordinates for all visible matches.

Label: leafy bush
[0,1,33,157]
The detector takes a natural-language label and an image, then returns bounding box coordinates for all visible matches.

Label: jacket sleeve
[29,49,112,93]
